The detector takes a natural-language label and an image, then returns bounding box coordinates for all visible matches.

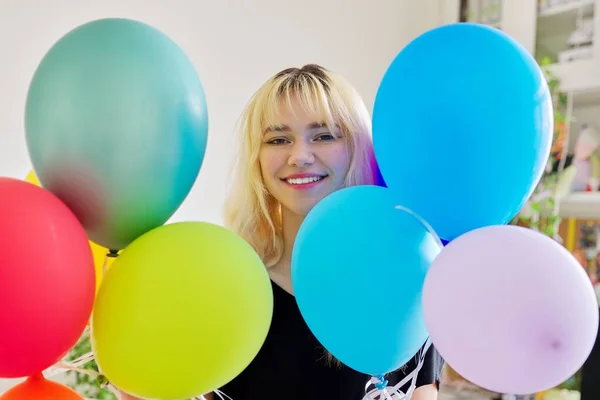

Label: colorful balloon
[422,225,599,394]
[92,222,273,399]
[292,185,442,376]
[25,18,209,250]
[0,374,83,400]
[0,177,95,378]
[372,23,553,241]
[25,170,113,293]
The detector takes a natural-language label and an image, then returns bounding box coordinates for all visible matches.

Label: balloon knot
[107,249,119,258]
[372,375,388,390]
[96,374,109,387]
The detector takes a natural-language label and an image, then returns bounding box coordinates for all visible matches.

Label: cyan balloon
[372,23,553,241]
[25,18,208,250]
[291,185,442,376]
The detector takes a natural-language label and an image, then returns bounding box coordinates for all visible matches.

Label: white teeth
[286,176,323,185]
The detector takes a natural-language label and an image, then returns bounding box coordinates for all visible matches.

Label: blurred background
[2,1,600,399]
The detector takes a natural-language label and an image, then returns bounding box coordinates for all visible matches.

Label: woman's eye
[267,138,289,145]
[314,133,335,141]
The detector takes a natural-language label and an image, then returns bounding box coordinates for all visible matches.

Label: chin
[282,200,320,217]
[289,204,316,217]
[277,186,341,217]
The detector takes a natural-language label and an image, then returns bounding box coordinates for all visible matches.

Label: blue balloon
[291,185,442,376]
[372,23,553,241]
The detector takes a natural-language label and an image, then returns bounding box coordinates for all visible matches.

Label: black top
[218,281,444,400]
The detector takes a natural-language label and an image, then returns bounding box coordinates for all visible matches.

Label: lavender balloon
[422,225,599,395]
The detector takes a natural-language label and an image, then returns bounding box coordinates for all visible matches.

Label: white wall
[0,0,454,394]
[0,0,455,225]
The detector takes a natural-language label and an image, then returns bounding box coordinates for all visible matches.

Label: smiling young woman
[117,64,442,400]
[213,64,443,400]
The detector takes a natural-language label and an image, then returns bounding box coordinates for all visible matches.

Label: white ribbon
[362,338,432,400]
[197,389,234,400]
[44,350,96,378]
[41,321,430,400]
[193,338,432,400]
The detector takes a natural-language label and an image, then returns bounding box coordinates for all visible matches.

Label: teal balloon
[25,18,208,250]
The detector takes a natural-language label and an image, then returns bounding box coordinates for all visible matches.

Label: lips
[281,174,328,186]
[286,176,323,185]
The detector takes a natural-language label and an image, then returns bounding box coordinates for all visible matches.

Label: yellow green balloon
[91,222,273,399]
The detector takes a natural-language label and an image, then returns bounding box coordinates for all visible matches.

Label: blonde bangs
[224,65,379,268]
[258,73,337,135]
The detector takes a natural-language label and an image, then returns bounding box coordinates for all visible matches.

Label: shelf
[559,192,600,218]
[535,0,595,65]
[484,20,502,29]
[539,0,595,18]
[546,59,600,92]
[465,0,503,28]
[573,87,600,106]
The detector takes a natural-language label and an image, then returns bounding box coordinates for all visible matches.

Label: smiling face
[224,64,379,266]
[259,98,350,217]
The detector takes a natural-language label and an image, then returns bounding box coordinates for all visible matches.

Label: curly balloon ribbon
[43,353,121,398]
[41,250,122,394]
[44,353,96,378]
[40,246,224,400]
[45,249,430,400]
[44,337,431,400]
[200,338,431,400]
[362,338,432,400]
[196,389,234,400]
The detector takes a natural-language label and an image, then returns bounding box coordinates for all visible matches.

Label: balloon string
[69,350,95,365]
[102,253,110,275]
[44,344,235,400]
[45,339,430,400]
[362,337,431,400]
[44,347,96,379]
[49,245,231,400]
[53,362,101,378]
[195,389,234,400]
[45,355,120,397]
[103,249,119,274]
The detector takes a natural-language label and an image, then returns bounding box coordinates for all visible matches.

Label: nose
[288,142,315,167]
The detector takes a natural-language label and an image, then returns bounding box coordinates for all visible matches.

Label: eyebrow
[263,122,328,134]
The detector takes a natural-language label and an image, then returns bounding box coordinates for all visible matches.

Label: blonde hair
[224,64,379,267]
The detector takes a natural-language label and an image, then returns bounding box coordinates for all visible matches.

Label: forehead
[262,94,334,132]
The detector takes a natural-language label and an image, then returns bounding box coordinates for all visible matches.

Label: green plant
[65,331,116,399]
[514,57,568,240]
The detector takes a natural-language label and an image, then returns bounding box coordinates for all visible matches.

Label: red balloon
[0,177,95,378]
[0,373,84,399]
